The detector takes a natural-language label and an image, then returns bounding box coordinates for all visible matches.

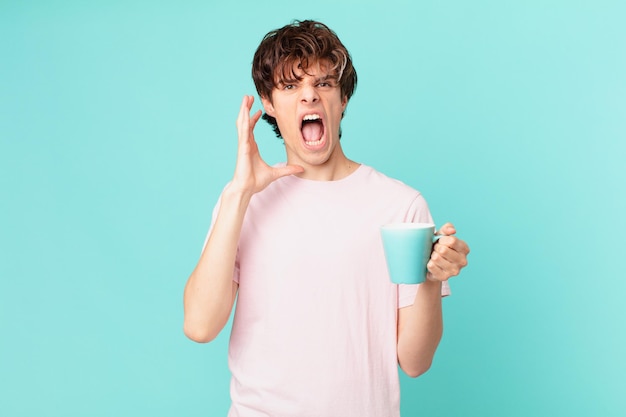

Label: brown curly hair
[251,20,358,138]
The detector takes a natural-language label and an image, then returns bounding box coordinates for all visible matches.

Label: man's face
[261,61,348,171]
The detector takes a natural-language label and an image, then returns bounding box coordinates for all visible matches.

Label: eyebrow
[315,74,337,83]
[278,77,300,85]
[277,73,338,85]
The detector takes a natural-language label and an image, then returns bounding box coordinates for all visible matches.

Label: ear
[341,95,348,112]
[261,96,276,117]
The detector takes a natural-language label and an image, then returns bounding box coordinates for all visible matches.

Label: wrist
[422,278,443,293]
[220,184,254,217]
[223,182,254,203]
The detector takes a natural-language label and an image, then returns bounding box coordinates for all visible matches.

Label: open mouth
[301,114,325,146]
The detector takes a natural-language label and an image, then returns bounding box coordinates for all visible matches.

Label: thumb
[436,222,456,236]
[272,164,305,180]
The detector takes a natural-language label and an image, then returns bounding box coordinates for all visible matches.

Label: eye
[283,84,295,90]
[318,82,331,87]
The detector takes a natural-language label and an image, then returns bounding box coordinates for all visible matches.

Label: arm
[182,187,248,343]
[183,95,303,343]
[397,223,470,377]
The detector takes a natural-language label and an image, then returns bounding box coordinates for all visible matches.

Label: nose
[300,83,319,104]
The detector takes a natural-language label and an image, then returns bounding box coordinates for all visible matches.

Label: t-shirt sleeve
[201,191,241,283]
[398,281,451,308]
[397,193,451,308]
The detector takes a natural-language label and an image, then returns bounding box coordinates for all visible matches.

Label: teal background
[1,0,624,416]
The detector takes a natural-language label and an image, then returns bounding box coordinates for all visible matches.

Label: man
[184,20,470,417]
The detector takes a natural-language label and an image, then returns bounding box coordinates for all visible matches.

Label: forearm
[397,279,443,377]
[183,185,251,342]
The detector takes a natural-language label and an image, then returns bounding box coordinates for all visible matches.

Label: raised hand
[230,95,304,196]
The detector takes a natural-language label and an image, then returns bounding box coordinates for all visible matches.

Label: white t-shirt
[208,165,449,417]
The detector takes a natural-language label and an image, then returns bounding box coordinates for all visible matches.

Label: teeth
[303,114,320,121]
[305,139,323,146]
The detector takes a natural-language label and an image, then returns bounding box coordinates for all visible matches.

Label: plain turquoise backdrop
[1,0,625,416]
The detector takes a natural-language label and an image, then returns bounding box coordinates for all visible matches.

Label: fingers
[250,109,262,128]
[236,96,260,142]
[436,222,469,254]
[236,95,251,130]
[436,235,470,255]
[427,234,470,281]
[432,241,467,267]
[427,253,462,281]
[436,222,456,236]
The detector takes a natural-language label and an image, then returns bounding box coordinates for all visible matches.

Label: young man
[184,20,470,417]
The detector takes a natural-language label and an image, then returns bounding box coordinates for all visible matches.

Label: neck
[290,151,360,181]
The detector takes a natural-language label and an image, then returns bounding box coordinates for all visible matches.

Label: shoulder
[357,165,433,223]
[359,164,422,197]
